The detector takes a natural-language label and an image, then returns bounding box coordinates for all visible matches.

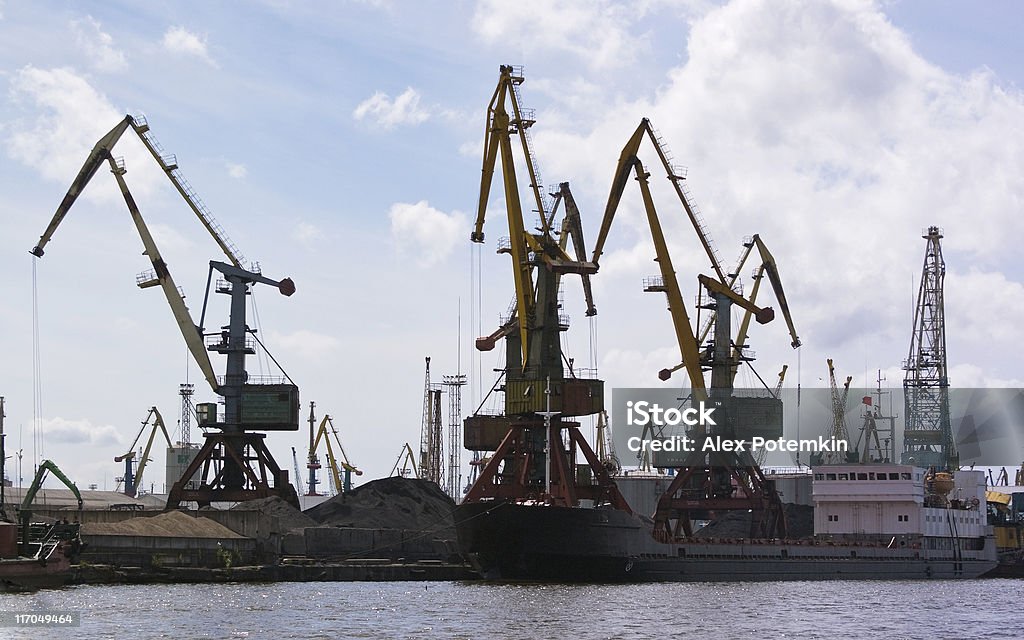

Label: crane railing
[129,115,246,268]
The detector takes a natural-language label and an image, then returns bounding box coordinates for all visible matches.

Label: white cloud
[162,26,216,66]
[5,66,164,201]
[72,16,127,73]
[226,161,247,179]
[527,0,1024,385]
[41,417,121,446]
[470,0,669,70]
[353,87,429,129]
[389,200,467,267]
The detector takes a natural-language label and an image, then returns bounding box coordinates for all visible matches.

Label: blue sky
[1,0,1023,492]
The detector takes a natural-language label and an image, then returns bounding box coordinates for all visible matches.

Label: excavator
[30,114,301,509]
[115,407,173,498]
[18,460,83,558]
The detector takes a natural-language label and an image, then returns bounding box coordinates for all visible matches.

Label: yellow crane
[390,443,419,479]
[311,414,362,495]
[115,407,172,498]
[591,118,801,540]
[470,66,595,372]
[463,65,628,511]
[591,119,800,393]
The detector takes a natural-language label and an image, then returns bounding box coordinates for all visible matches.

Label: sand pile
[305,477,456,536]
[83,511,244,538]
[230,496,317,531]
[693,504,815,540]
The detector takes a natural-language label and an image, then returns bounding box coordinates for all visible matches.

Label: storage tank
[166,445,201,492]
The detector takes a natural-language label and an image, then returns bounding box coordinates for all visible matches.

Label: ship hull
[455,502,997,582]
[0,555,73,592]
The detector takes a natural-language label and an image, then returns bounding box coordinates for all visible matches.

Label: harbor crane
[115,407,172,498]
[590,118,800,540]
[811,359,855,465]
[390,443,420,479]
[30,114,301,509]
[462,65,630,511]
[305,402,361,495]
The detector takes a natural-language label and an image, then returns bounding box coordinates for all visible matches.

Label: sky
[1,0,1023,494]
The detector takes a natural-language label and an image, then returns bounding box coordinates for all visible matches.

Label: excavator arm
[21,460,82,513]
[20,459,83,554]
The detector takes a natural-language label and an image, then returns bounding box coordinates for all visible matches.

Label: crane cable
[31,258,44,470]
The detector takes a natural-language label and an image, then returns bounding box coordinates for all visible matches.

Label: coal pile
[693,503,815,540]
[230,496,317,532]
[305,477,456,538]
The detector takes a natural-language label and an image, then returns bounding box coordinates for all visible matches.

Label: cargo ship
[455,464,997,581]
[459,67,994,582]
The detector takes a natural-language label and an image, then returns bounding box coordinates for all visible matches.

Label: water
[1,580,1020,639]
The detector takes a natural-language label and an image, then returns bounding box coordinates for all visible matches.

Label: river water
[1,579,1020,639]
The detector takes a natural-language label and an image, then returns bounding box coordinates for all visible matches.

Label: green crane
[19,460,83,556]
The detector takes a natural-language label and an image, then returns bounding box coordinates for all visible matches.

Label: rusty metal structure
[590,118,800,541]
[462,65,629,510]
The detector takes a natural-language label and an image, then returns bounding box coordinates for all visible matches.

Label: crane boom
[550,182,597,317]
[31,115,243,267]
[108,159,220,392]
[591,118,726,282]
[470,66,595,369]
[28,114,266,393]
[133,407,172,497]
[592,122,706,396]
[751,235,801,348]
[30,116,133,257]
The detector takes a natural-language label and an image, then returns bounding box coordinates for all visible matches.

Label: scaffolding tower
[179,383,195,446]
[419,357,444,485]
[901,226,957,470]
[443,373,467,498]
